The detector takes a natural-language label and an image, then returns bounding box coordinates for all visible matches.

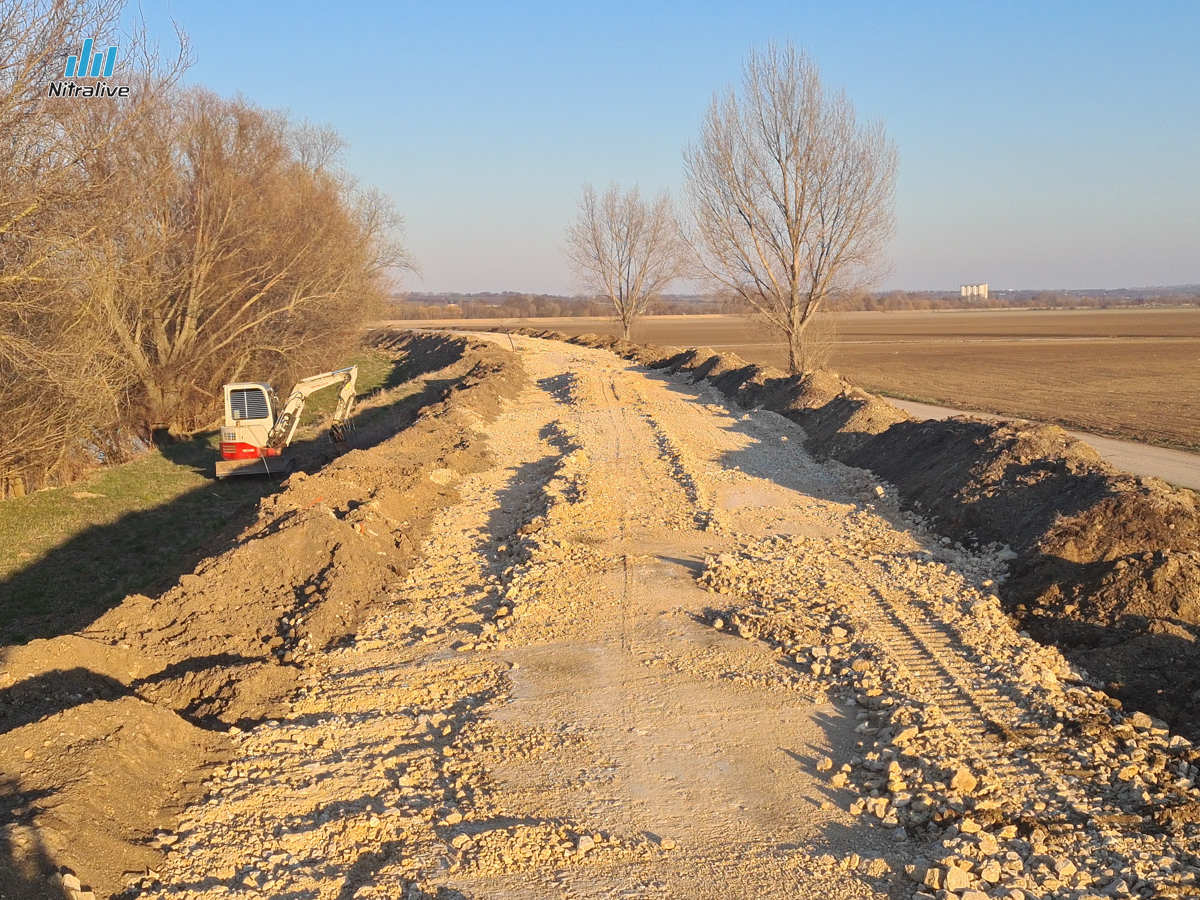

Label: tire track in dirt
[838,556,1088,824]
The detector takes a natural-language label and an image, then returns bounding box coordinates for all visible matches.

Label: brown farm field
[386,308,1200,451]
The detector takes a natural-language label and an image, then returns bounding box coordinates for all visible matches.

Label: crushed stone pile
[701,531,1200,899]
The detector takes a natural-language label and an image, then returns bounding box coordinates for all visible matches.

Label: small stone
[893,726,919,744]
[62,873,82,891]
[660,838,676,850]
[959,817,981,834]
[830,772,848,788]
[816,756,833,772]
[943,864,972,892]
[980,860,1002,883]
[712,618,724,630]
[950,767,978,794]
[1054,858,1077,879]
[1128,711,1153,729]
[892,826,908,842]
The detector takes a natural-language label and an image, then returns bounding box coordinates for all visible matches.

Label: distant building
[960,283,989,300]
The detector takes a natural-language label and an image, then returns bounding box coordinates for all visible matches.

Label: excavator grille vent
[229,388,270,421]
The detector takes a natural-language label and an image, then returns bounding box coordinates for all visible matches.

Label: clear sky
[134,1,1200,294]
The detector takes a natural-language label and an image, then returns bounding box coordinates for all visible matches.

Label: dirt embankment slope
[513,328,1200,737]
[0,332,524,900]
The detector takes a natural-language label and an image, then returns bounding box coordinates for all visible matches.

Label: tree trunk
[787,331,802,375]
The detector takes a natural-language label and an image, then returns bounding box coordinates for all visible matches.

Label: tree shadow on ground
[0,469,279,647]
[0,778,70,900]
[0,340,480,648]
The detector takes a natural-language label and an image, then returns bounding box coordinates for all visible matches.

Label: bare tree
[0,0,187,495]
[0,1,407,494]
[563,183,687,340]
[92,89,411,438]
[683,43,897,373]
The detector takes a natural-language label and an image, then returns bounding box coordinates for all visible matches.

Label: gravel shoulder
[126,336,1200,900]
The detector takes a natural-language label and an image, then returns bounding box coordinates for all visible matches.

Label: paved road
[890,399,1200,492]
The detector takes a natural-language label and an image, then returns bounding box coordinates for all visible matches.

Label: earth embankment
[516,328,1200,738]
[6,329,1200,900]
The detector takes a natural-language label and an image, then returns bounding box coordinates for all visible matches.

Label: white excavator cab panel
[220,383,279,461]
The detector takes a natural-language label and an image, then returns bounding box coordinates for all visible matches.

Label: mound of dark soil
[550,329,1200,738]
[0,331,525,899]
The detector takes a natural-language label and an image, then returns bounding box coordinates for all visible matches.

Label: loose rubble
[701,525,1200,898]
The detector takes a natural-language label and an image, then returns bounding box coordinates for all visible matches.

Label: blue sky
[134,1,1200,294]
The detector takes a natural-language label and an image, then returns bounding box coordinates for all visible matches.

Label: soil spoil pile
[0,332,524,899]
[514,327,1200,738]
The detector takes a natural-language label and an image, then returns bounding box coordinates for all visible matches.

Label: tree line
[387,293,733,320]
[0,0,405,498]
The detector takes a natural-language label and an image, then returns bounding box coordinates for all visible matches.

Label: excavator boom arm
[266,366,358,450]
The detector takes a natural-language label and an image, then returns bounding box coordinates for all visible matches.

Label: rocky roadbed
[127,335,1200,898]
[510,329,1200,742]
[4,331,1200,899]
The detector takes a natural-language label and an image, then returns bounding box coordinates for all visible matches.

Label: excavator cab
[215,366,357,479]
[220,383,282,461]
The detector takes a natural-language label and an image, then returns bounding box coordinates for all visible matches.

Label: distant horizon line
[401,284,1200,299]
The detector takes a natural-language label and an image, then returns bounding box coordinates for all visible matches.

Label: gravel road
[889,399,1200,492]
[132,336,1200,900]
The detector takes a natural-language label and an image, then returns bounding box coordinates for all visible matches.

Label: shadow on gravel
[801,706,913,899]
[0,778,69,900]
[336,842,404,900]
[464,452,570,627]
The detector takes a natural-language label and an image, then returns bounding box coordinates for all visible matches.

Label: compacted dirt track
[128,336,1200,900]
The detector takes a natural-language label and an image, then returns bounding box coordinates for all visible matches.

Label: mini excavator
[215,366,357,479]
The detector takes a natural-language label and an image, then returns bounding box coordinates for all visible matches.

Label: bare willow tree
[0,0,407,496]
[92,89,410,438]
[563,183,687,340]
[0,0,187,495]
[683,43,897,373]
